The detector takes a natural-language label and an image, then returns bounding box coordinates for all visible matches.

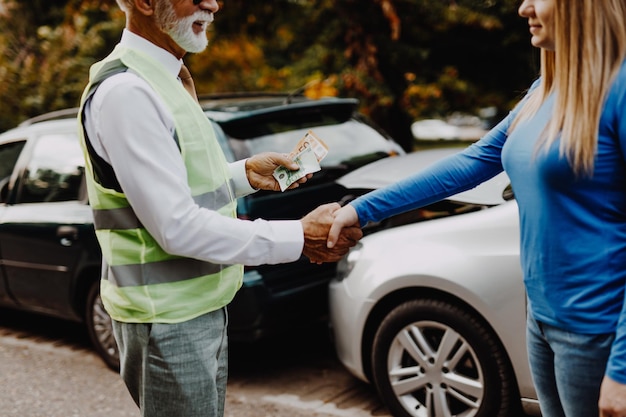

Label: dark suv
[0,94,403,369]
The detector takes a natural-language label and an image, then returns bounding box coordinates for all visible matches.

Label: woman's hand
[599,376,626,417]
[327,204,360,248]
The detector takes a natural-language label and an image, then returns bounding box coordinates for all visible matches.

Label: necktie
[179,64,198,102]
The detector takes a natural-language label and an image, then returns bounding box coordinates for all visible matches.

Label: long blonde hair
[511,0,626,175]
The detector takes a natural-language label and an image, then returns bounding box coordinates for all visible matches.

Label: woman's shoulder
[614,58,626,84]
[608,59,626,99]
[529,77,542,90]
[603,59,626,120]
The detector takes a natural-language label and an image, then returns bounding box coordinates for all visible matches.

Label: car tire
[85,280,120,371]
[371,298,519,417]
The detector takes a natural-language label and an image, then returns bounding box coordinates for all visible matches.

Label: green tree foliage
[0,0,122,131]
[193,0,538,150]
[0,0,539,150]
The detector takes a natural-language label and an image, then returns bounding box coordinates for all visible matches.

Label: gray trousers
[112,308,229,417]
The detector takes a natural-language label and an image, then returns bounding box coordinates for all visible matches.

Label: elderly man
[77,1,361,416]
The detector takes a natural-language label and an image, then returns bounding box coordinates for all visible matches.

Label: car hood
[337,147,510,205]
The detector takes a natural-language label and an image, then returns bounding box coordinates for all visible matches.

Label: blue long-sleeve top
[351,61,626,383]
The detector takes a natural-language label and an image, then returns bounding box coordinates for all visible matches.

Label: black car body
[0,94,404,368]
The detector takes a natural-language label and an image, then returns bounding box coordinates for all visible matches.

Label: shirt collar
[120,29,183,78]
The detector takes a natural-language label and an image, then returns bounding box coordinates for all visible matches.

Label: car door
[0,128,95,319]
[0,138,28,305]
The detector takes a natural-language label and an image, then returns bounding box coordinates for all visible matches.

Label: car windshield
[228,119,395,167]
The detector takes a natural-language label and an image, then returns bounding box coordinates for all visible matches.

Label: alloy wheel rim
[92,294,118,361]
[387,320,484,417]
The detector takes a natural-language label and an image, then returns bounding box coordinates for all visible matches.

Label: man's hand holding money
[245,152,311,192]
[273,131,329,191]
[246,131,328,192]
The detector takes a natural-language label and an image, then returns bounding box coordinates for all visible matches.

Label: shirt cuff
[229,159,257,197]
[269,220,305,263]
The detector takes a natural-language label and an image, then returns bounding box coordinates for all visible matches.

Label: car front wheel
[85,280,120,371]
[371,298,519,417]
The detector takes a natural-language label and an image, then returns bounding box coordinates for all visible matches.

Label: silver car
[329,148,540,417]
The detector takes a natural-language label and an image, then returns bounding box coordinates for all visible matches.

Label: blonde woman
[328,0,626,415]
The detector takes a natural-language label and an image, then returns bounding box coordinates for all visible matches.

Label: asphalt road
[0,308,391,417]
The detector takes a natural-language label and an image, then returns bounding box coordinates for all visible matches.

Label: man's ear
[134,0,155,16]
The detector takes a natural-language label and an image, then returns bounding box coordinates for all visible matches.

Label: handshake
[245,150,363,264]
[300,202,362,264]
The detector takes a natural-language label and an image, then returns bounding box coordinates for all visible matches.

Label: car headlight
[335,242,362,281]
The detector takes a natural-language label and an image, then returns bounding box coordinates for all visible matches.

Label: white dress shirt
[83,30,304,266]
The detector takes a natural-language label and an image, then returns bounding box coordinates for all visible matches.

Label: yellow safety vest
[78,45,243,323]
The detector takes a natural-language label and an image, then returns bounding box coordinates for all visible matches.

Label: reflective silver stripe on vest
[93,207,142,230]
[92,182,235,230]
[108,257,231,287]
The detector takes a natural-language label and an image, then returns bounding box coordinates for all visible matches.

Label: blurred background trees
[0,0,538,150]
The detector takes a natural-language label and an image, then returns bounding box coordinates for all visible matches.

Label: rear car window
[0,140,26,179]
[18,132,85,203]
[227,119,396,167]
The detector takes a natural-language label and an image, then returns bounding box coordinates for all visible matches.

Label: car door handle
[57,226,78,246]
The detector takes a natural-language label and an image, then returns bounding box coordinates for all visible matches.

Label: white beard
[156,1,213,53]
